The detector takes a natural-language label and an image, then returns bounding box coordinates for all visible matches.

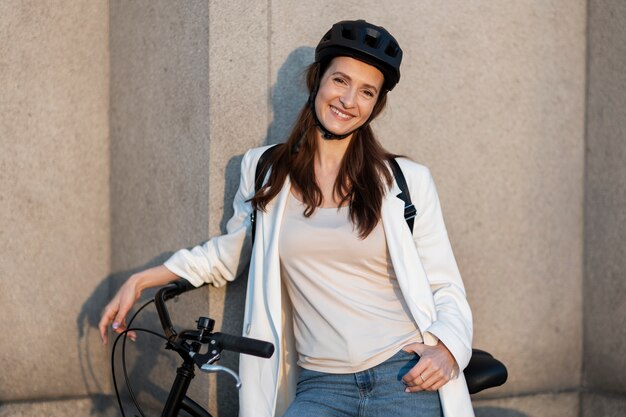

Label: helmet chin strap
[313,107,355,140]
[307,93,361,141]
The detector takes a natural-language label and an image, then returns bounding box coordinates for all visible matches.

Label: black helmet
[315,19,402,91]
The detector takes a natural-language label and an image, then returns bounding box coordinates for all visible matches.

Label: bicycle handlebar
[155,279,200,340]
[154,279,275,359]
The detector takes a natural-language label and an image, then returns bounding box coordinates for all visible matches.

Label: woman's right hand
[99,265,179,345]
[99,274,141,344]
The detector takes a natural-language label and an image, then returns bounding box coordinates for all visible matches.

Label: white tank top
[279,191,423,373]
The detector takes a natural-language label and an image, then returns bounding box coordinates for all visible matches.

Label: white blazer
[165,145,474,417]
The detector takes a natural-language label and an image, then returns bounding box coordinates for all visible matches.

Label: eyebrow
[331,71,380,94]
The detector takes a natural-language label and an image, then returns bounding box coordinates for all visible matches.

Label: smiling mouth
[330,106,354,120]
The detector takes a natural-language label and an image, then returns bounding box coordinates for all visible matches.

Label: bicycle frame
[162,355,210,417]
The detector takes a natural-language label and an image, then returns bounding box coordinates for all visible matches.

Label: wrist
[131,265,179,293]
[127,271,148,294]
[435,340,453,356]
[436,340,459,372]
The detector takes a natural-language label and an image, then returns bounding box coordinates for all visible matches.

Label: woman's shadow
[216,45,313,417]
[76,46,314,417]
[77,253,204,416]
[217,44,313,223]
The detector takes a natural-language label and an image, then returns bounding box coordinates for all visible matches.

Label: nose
[339,89,356,108]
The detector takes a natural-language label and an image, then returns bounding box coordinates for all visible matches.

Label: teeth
[331,106,351,119]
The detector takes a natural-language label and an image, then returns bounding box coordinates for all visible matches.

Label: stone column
[583,1,626,415]
[0,0,110,412]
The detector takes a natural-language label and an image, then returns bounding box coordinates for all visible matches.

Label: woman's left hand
[401,341,458,392]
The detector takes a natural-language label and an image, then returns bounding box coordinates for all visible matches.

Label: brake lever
[200,364,242,389]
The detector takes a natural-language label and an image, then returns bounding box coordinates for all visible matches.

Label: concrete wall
[583,1,626,415]
[2,1,625,416]
[0,0,110,408]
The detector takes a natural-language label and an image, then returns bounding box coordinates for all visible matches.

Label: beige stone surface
[582,392,626,417]
[584,0,626,393]
[0,0,110,401]
[109,0,211,265]
[473,392,580,417]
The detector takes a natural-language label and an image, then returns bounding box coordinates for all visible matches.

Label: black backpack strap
[250,144,280,245]
[389,158,417,234]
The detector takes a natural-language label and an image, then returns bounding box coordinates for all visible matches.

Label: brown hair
[250,61,395,238]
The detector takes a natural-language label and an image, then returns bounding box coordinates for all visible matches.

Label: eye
[361,89,375,98]
[333,77,347,85]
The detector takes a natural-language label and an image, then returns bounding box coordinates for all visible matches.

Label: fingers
[98,303,138,344]
[402,343,455,392]
[403,365,451,392]
[402,341,426,356]
[98,305,137,345]
[403,357,441,392]
[126,330,137,342]
[98,302,118,345]
[98,280,140,345]
[112,303,132,334]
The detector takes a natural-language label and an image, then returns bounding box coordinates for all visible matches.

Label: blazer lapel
[258,176,292,338]
[381,181,439,346]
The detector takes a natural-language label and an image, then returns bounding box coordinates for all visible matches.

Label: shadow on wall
[266,46,314,145]
[216,45,315,416]
[75,47,315,416]
[77,253,177,416]
[218,45,314,235]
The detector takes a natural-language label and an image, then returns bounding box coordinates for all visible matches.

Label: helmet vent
[341,26,356,40]
[385,43,399,58]
[364,31,380,48]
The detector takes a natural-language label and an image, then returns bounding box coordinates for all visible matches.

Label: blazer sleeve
[403,159,473,370]
[162,148,260,288]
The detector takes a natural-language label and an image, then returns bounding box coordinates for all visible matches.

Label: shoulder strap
[389,158,417,233]
[251,145,280,245]
[254,145,280,194]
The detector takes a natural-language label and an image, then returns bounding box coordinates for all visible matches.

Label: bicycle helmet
[309,20,403,140]
[316,19,402,92]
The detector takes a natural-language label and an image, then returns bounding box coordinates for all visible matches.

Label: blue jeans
[283,350,443,417]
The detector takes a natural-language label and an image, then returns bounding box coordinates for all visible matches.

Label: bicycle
[111,279,274,417]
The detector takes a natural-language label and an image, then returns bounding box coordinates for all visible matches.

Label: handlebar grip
[162,279,201,300]
[212,333,275,358]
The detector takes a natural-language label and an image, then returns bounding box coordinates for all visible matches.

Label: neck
[315,133,351,172]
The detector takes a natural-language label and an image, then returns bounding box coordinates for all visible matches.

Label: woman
[99,20,473,417]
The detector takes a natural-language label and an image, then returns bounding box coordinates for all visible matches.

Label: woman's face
[314,56,385,138]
